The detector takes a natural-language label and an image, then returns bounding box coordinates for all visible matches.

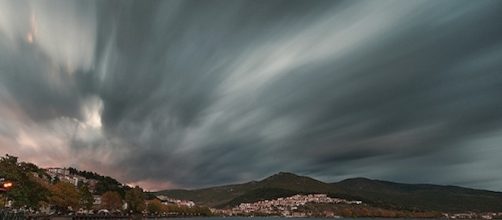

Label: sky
[0,0,502,191]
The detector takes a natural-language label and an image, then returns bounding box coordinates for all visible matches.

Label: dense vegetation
[146,200,212,216]
[0,154,144,213]
[0,155,50,208]
[0,154,215,216]
[68,167,130,197]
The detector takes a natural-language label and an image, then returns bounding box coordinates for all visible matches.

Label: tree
[146,199,163,214]
[194,206,212,216]
[79,185,94,210]
[125,186,145,214]
[0,154,50,209]
[49,181,80,212]
[101,191,122,211]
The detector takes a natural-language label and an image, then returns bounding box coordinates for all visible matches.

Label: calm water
[47,217,441,220]
[141,217,440,220]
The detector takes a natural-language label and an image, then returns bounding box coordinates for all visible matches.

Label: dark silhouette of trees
[146,199,163,214]
[101,191,123,211]
[0,154,49,209]
[68,167,130,196]
[125,186,145,214]
[79,185,94,210]
[49,181,80,213]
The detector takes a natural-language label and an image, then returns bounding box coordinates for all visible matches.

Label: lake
[139,217,439,220]
[45,217,443,220]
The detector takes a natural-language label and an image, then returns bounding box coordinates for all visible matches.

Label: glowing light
[3,182,12,188]
[26,33,33,43]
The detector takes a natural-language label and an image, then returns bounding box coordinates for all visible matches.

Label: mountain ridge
[336,177,502,193]
[155,172,502,212]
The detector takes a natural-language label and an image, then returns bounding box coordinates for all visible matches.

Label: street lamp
[0,178,13,192]
[0,177,13,208]
[2,182,12,189]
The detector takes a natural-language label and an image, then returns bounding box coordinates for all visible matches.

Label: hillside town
[0,155,209,218]
[213,194,362,217]
[40,168,197,213]
[45,168,98,191]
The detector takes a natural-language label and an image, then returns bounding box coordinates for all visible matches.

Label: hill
[0,154,135,210]
[332,177,502,212]
[155,172,502,212]
[156,172,336,207]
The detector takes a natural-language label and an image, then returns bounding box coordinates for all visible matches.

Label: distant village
[210,193,502,219]
[213,194,363,217]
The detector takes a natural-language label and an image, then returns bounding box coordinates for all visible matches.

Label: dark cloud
[1,0,502,191]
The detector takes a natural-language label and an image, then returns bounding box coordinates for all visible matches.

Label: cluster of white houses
[45,168,103,207]
[156,195,196,207]
[216,194,362,216]
[444,212,502,219]
[45,168,98,190]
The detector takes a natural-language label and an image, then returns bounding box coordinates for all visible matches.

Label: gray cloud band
[0,0,501,190]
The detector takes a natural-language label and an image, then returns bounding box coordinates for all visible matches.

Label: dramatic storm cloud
[1,0,502,191]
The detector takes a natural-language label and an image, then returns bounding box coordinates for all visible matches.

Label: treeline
[300,203,443,218]
[146,200,212,217]
[67,167,130,196]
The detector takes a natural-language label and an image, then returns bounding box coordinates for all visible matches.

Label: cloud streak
[1,0,502,191]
